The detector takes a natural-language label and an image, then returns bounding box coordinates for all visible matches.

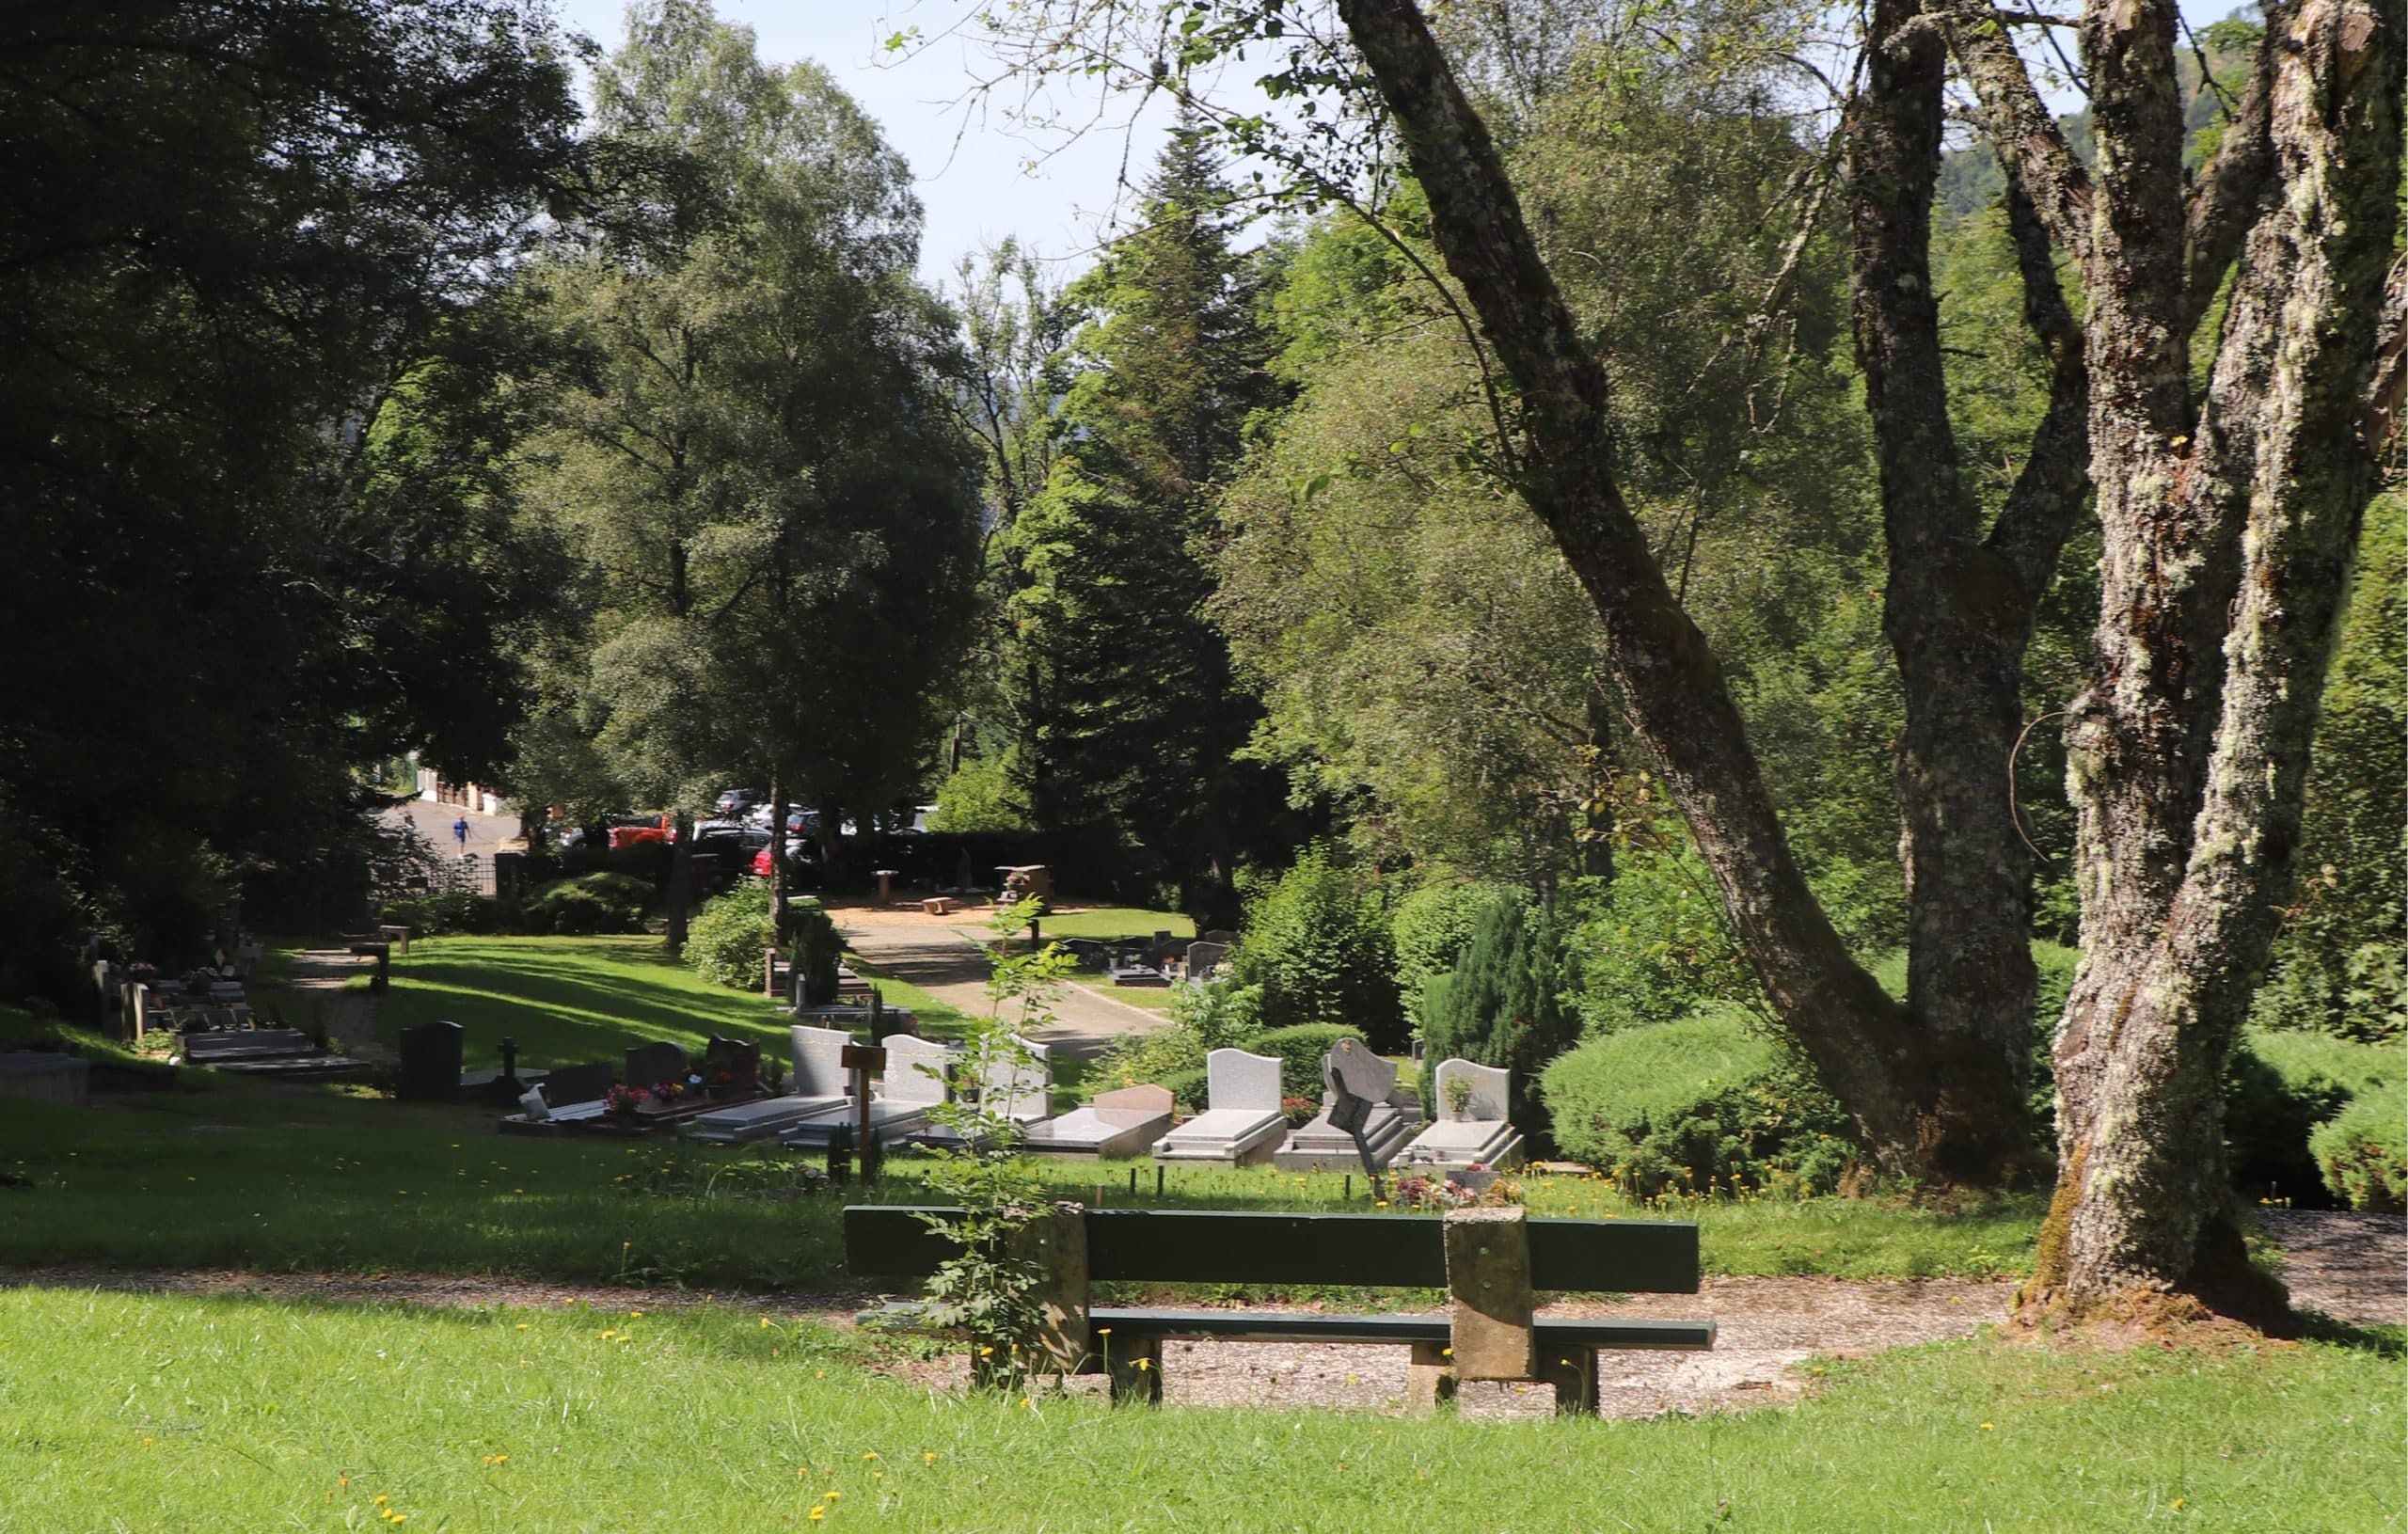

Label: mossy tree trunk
[1948,0,2401,1321]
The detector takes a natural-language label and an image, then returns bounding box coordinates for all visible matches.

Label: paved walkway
[832,905,1169,1062]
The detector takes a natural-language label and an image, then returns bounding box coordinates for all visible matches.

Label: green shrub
[687,880,776,989]
[1390,881,1517,1034]
[520,873,652,935]
[1560,846,1760,1036]
[1540,1007,1854,1197]
[378,891,502,937]
[1247,1023,1369,1101]
[2311,1080,2407,1212]
[925,756,1033,834]
[2240,1027,2407,1207]
[1229,846,1401,1047]
[788,899,843,1004]
[1157,1067,1209,1111]
[1419,893,1576,1143]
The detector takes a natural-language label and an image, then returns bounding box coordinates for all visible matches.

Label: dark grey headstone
[699,1035,760,1094]
[624,1040,689,1092]
[542,1061,614,1108]
[1324,1038,1395,1149]
[396,1020,464,1103]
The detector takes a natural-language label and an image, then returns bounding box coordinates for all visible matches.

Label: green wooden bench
[844,1204,1713,1414]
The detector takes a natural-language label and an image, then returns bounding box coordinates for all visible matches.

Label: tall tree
[0,0,587,973]
[1944,0,2401,1322]
[515,0,979,930]
[1010,119,1292,923]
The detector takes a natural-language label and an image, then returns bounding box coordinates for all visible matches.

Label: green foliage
[2311,1082,2408,1213]
[1155,1066,1209,1110]
[0,0,586,969]
[1561,846,1762,1037]
[1246,1023,1370,1101]
[926,757,1033,833]
[788,899,844,1005]
[521,874,654,936]
[2230,1026,2407,1207]
[1541,1009,1855,1196]
[1419,892,1576,1141]
[2254,499,2408,1042]
[1228,846,1401,1046]
[1007,114,1292,922]
[1389,880,1518,1033]
[379,891,506,939]
[509,0,981,852]
[685,879,776,988]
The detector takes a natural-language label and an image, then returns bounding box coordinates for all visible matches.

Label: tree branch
[2179,17,2281,340]
[1986,166,2091,593]
[1939,0,2095,261]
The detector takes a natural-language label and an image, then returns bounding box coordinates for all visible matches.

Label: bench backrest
[843,1206,1700,1293]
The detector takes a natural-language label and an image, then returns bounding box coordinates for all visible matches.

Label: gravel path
[836,904,1170,1061]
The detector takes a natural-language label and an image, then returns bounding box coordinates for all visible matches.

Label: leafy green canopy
[508,0,980,840]
[0,0,589,982]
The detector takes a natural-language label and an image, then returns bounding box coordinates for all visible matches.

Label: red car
[607,814,674,850]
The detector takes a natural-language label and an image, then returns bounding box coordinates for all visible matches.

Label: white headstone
[1432,1057,1510,1122]
[789,1024,852,1099]
[881,1034,952,1107]
[1206,1048,1283,1113]
[518,1087,551,1122]
[989,1034,1052,1120]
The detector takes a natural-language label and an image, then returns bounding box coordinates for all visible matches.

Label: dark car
[714,788,765,818]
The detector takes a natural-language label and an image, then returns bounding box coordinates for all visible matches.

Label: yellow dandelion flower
[374,1495,389,1506]
[515,1322,529,1330]
[1135,1359,1150,1370]
[863,1451,879,1461]
[761,1318,772,1329]
[808,1509,825,1524]
[826,1490,843,1500]
[1979,1422,1994,1431]
[924,1452,937,1464]
[629,1310,643,1318]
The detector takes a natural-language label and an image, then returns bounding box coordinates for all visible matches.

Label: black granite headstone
[541,1060,614,1109]
[624,1039,689,1094]
[396,1020,463,1103]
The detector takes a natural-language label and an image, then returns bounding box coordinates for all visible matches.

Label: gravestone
[396,1020,464,1103]
[1182,941,1230,981]
[1397,1057,1525,1170]
[1206,1047,1282,1113]
[881,1034,953,1109]
[988,1034,1052,1122]
[541,1061,614,1109]
[789,1024,852,1099]
[698,1035,761,1095]
[1434,1057,1509,1123]
[1275,1039,1412,1174]
[624,1040,689,1094]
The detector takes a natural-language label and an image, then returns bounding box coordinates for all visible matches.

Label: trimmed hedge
[1539,1008,1854,1197]
[2311,1081,2407,1213]
[1247,1023,1369,1102]
[520,873,652,936]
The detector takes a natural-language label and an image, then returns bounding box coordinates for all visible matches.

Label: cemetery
[1,0,2401,1526]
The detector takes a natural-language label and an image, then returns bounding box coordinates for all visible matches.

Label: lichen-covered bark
[1971,0,2403,1319]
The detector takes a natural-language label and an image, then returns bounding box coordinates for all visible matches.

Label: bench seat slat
[1088,1307,1715,1351]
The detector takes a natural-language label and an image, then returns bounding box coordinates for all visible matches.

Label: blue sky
[548,0,2260,288]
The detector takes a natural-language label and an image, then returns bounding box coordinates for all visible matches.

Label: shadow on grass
[2295,1310,2406,1359]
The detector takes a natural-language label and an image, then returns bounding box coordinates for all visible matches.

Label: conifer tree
[1009,115,1291,922]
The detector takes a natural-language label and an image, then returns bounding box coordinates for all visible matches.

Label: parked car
[714,787,764,817]
[607,814,674,850]
[750,839,821,889]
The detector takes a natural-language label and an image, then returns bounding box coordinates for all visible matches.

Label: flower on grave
[604,1084,648,1115]
[650,1078,685,1101]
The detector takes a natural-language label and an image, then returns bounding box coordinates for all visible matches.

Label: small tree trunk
[665,810,694,953]
[768,776,789,942]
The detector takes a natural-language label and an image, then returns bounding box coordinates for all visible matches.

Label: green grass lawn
[355,935,797,1071]
[0,1080,2043,1289]
[1027,906,1196,941]
[2,1284,2396,1532]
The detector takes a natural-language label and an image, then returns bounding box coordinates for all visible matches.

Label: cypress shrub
[1419,893,1578,1142]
